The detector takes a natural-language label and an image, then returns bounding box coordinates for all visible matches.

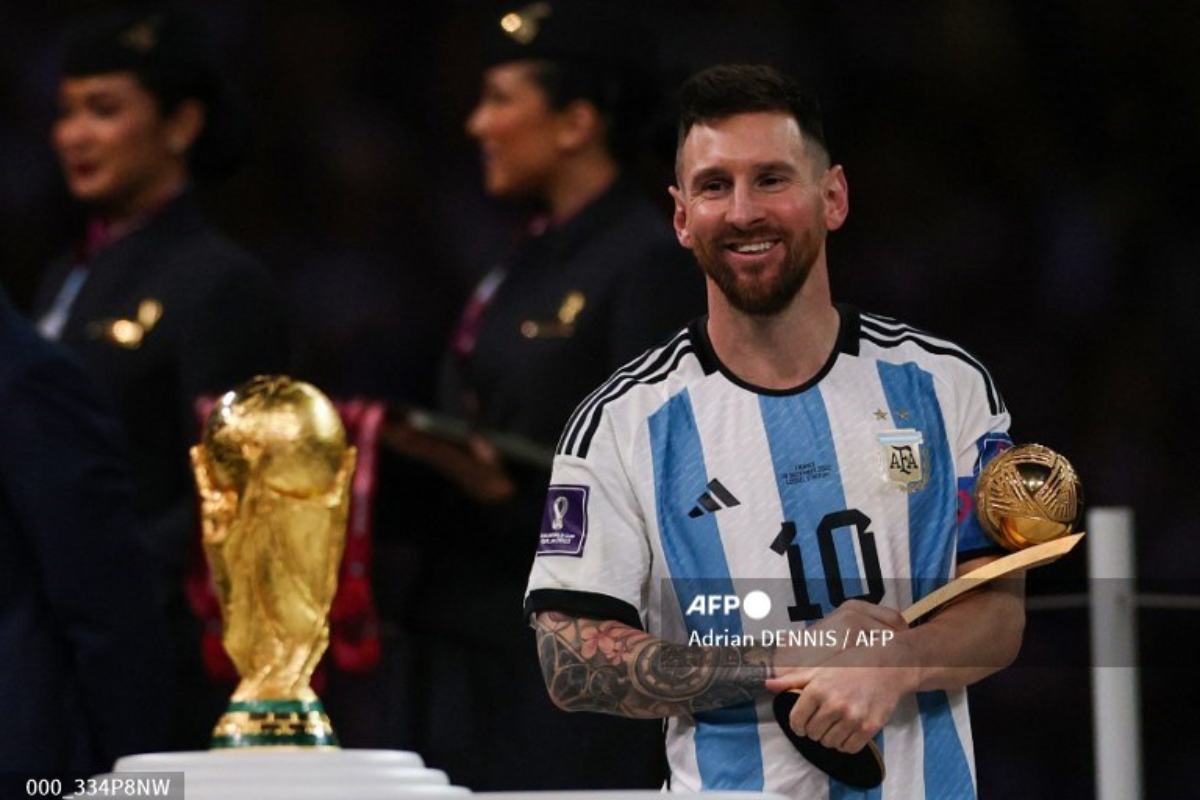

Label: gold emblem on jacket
[88,298,163,349]
[521,290,586,339]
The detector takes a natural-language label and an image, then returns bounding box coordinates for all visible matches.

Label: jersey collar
[690,303,861,396]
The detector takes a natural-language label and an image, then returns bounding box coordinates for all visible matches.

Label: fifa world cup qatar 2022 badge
[876,428,928,491]
[538,485,589,556]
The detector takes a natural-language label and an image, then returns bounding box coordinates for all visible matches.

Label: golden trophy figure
[191,375,356,748]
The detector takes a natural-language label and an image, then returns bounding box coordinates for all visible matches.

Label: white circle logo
[743,590,772,620]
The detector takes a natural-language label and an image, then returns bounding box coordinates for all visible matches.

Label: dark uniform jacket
[438,175,703,449]
[31,192,289,577]
[432,175,705,591]
[0,288,169,772]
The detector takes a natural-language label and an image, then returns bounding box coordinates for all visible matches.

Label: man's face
[671,111,846,317]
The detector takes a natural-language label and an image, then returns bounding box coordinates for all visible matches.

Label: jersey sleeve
[949,357,1013,562]
[524,409,652,629]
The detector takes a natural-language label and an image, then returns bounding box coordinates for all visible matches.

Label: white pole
[1087,506,1142,800]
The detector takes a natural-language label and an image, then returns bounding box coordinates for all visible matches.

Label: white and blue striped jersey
[525,305,1012,800]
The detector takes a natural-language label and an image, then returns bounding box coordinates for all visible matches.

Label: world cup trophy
[190,375,356,748]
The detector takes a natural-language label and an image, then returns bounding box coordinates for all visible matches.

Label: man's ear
[822,165,849,231]
[668,185,693,249]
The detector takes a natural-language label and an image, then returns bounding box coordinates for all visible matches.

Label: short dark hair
[675,64,829,175]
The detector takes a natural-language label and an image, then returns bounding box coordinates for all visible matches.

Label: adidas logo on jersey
[688,479,741,518]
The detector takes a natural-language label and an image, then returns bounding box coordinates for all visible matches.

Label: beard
[692,224,824,317]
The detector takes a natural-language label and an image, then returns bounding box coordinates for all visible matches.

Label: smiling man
[671,102,839,322]
[525,64,1024,798]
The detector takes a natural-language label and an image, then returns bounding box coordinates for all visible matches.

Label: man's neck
[705,270,840,391]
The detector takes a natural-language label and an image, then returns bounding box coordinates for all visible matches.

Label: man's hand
[772,640,919,753]
[765,600,913,753]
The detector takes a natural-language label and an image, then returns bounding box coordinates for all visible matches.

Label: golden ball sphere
[974,443,1083,551]
[201,375,346,497]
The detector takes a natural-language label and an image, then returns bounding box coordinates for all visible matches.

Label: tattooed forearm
[535,612,775,718]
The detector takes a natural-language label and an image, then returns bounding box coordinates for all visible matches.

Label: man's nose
[726,183,766,229]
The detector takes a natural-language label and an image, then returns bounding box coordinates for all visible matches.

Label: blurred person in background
[385,0,705,789]
[30,4,288,751]
[1,284,169,774]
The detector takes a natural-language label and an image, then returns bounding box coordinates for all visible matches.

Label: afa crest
[876,429,928,492]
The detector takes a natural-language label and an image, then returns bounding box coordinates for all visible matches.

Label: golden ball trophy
[974,442,1084,549]
[190,375,356,748]
[776,443,1086,789]
[902,443,1084,622]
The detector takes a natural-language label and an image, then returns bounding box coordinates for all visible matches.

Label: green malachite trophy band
[210,699,340,749]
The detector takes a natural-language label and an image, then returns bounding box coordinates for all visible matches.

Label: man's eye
[701,180,727,195]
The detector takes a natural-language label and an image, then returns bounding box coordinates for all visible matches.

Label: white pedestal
[99,749,469,799]
[482,794,789,800]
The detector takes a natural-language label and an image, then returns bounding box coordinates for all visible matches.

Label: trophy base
[108,749,468,799]
[211,699,339,748]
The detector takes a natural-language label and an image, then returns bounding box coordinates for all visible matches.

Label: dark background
[3,1,1198,796]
